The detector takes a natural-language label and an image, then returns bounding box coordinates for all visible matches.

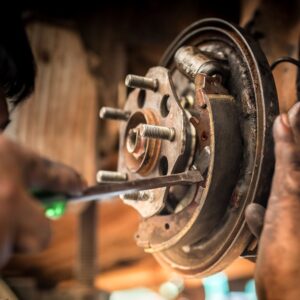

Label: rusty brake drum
[105,18,279,277]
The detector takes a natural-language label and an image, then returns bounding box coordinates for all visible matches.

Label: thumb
[245,203,265,239]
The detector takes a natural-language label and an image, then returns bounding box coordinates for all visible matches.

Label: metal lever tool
[33,170,203,218]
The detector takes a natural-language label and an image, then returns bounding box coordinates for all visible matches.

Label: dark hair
[0,11,35,105]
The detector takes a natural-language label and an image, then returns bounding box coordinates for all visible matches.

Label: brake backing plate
[100,18,279,277]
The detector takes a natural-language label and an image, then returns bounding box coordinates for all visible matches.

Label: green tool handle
[31,189,68,219]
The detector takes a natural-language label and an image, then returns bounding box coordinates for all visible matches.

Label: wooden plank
[4,22,99,281]
[6,22,98,184]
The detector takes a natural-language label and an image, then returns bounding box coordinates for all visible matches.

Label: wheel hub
[99,18,279,277]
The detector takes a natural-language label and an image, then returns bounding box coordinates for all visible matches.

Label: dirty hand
[245,102,300,300]
[0,135,86,268]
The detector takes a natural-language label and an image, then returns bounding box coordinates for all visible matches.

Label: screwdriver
[32,170,203,219]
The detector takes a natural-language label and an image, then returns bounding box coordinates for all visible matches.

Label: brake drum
[101,18,279,277]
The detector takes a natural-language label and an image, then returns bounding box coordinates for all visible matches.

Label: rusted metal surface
[153,18,278,276]
[118,66,195,218]
[174,46,229,80]
[123,109,161,176]
[135,75,239,253]
[110,18,279,277]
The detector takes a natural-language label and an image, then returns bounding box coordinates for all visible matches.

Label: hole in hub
[159,156,168,175]
[127,129,138,153]
[138,90,146,108]
[160,94,170,117]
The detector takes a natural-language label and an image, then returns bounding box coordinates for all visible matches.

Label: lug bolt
[139,124,175,141]
[121,191,150,201]
[125,74,158,91]
[96,170,128,183]
[99,107,131,121]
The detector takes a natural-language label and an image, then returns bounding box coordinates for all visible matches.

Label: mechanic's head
[0,14,35,130]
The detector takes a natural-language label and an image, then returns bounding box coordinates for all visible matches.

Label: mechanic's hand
[0,135,86,268]
[246,102,300,300]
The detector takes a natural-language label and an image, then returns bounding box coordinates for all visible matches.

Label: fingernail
[281,114,290,128]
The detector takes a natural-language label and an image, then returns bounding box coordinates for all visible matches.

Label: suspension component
[174,46,229,80]
[100,18,279,277]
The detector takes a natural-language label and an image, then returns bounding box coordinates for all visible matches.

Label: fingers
[0,135,87,196]
[273,113,300,172]
[253,104,300,299]
[288,102,300,145]
[273,114,294,146]
[24,156,87,196]
[245,203,265,239]
[0,180,50,260]
[14,190,51,254]
[273,101,300,155]
[272,107,300,200]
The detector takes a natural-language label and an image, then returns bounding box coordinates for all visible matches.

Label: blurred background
[1,0,299,299]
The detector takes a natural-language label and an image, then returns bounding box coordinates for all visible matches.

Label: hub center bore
[123,109,161,176]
